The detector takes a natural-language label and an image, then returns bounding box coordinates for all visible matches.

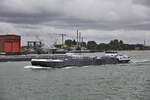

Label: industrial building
[0,34,21,54]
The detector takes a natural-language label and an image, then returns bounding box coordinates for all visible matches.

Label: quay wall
[0,54,68,62]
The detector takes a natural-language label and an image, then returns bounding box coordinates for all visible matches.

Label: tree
[119,40,123,45]
[65,39,72,47]
[81,42,87,47]
[87,41,97,50]
[109,39,120,50]
[119,40,124,50]
[97,43,109,51]
[72,39,77,45]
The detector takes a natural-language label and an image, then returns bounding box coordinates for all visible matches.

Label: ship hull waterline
[31,57,130,68]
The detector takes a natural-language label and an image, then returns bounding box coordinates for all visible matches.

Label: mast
[77,30,79,46]
[79,32,81,47]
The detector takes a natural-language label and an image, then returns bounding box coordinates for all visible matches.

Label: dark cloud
[0,13,62,24]
[0,0,150,45]
[0,0,149,30]
[134,0,150,7]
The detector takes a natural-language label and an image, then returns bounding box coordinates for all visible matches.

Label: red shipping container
[4,41,12,52]
[0,35,21,54]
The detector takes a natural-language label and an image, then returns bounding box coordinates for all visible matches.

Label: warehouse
[0,34,21,54]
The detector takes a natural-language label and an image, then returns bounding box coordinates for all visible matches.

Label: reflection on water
[0,51,150,100]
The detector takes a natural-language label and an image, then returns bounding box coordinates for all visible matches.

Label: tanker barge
[31,52,130,68]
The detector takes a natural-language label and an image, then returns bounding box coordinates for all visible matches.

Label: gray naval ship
[31,52,130,68]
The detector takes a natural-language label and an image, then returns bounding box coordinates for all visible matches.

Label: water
[1,51,150,100]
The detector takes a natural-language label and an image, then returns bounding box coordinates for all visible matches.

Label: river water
[0,51,150,100]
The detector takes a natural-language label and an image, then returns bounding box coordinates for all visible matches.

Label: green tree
[72,39,77,45]
[109,39,119,50]
[119,40,123,45]
[97,43,109,51]
[81,42,87,47]
[87,41,97,50]
[65,39,72,47]
[119,40,124,50]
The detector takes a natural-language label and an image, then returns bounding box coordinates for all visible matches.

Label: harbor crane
[47,33,67,48]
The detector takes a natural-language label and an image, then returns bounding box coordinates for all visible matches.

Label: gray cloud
[0,0,150,45]
[134,0,150,7]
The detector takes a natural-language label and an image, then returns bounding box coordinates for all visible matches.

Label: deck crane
[47,33,67,48]
[57,33,66,47]
[35,33,44,47]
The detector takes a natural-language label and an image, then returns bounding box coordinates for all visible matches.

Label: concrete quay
[0,54,68,62]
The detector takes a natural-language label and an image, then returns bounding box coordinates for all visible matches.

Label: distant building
[0,34,21,54]
[27,41,42,48]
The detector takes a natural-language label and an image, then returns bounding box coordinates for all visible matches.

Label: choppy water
[1,51,150,100]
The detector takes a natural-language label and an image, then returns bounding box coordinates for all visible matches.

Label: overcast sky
[0,0,150,46]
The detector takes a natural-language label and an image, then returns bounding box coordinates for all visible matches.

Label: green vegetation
[87,41,97,50]
[64,39,150,51]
